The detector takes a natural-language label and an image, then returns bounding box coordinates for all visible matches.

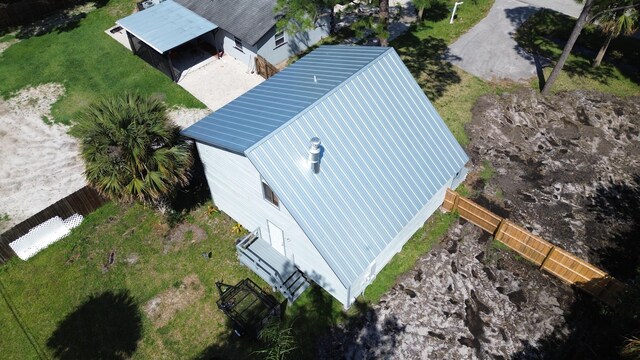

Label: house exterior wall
[347,173,462,306]
[213,29,259,70]
[195,142,349,304]
[255,16,330,65]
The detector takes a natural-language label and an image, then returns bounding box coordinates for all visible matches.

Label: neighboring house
[182,45,469,308]
[115,0,329,81]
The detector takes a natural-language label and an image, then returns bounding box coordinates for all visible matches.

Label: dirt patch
[144,274,205,328]
[466,89,640,277]
[0,84,86,232]
[322,221,572,359]
[164,223,206,253]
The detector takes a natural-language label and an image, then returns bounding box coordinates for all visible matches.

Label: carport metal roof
[116,0,217,54]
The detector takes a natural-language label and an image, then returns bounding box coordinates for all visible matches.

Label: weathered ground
[322,90,640,358]
[467,89,640,278]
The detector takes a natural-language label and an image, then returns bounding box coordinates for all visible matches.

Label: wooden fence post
[493,218,507,239]
[451,192,460,212]
[538,246,555,270]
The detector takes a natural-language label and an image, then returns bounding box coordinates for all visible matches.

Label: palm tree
[73,93,193,205]
[593,4,638,67]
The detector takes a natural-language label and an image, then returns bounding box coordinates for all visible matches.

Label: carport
[116,0,218,81]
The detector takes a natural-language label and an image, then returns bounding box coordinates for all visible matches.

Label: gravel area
[177,56,264,112]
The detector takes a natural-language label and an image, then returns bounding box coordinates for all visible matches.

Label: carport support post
[166,50,177,82]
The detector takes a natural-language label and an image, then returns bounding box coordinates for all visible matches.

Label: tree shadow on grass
[391,27,461,100]
[423,1,450,22]
[192,317,259,360]
[46,290,142,360]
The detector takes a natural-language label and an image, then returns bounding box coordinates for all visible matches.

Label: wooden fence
[255,55,279,79]
[442,189,625,305]
[0,186,106,264]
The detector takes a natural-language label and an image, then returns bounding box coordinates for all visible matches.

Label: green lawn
[0,0,204,124]
[515,9,640,96]
[0,202,267,359]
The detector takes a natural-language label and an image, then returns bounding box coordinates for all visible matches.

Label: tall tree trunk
[379,0,389,46]
[418,7,424,21]
[541,0,595,96]
[593,33,613,67]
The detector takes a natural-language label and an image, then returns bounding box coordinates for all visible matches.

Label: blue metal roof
[116,0,217,54]
[181,46,389,153]
[246,47,468,287]
[183,45,469,288]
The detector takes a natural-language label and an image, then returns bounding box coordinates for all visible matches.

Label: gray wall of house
[347,171,465,306]
[195,142,349,305]
[213,29,260,71]
[256,16,330,66]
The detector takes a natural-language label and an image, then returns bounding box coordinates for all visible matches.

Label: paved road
[448,0,583,81]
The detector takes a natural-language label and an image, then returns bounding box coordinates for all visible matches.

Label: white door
[268,221,285,256]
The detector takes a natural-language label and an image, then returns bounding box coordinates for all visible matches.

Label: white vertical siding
[196,142,348,304]
[348,181,452,304]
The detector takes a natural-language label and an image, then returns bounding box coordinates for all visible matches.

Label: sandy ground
[177,56,264,112]
[167,107,211,129]
[0,84,86,232]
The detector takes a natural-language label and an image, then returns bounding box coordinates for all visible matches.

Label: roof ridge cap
[244,46,393,155]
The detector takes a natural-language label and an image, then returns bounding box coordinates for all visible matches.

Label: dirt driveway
[448,0,582,81]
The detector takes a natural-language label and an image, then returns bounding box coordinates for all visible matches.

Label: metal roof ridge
[243,46,394,156]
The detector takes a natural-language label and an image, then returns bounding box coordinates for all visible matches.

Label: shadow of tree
[46,290,142,360]
[192,317,259,360]
[512,8,640,87]
[16,12,86,39]
[6,0,109,39]
[587,175,640,281]
[511,176,640,359]
[391,27,461,100]
[423,1,449,22]
[170,144,211,215]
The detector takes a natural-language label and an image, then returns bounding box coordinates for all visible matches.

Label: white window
[234,36,243,51]
[274,30,286,48]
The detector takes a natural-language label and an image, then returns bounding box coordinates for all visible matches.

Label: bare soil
[144,274,205,328]
[0,84,86,232]
[322,89,640,359]
[467,89,640,279]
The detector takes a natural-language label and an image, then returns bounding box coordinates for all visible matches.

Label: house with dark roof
[116,0,329,81]
[182,46,469,307]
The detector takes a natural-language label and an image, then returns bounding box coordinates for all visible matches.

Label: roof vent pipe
[308,137,321,174]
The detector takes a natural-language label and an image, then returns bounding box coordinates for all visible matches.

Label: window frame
[262,181,280,208]
[274,29,286,49]
[233,36,243,52]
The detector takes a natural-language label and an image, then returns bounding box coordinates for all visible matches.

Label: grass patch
[414,0,494,45]
[516,9,640,96]
[0,202,264,359]
[479,160,495,182]
[0,0,204,124]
